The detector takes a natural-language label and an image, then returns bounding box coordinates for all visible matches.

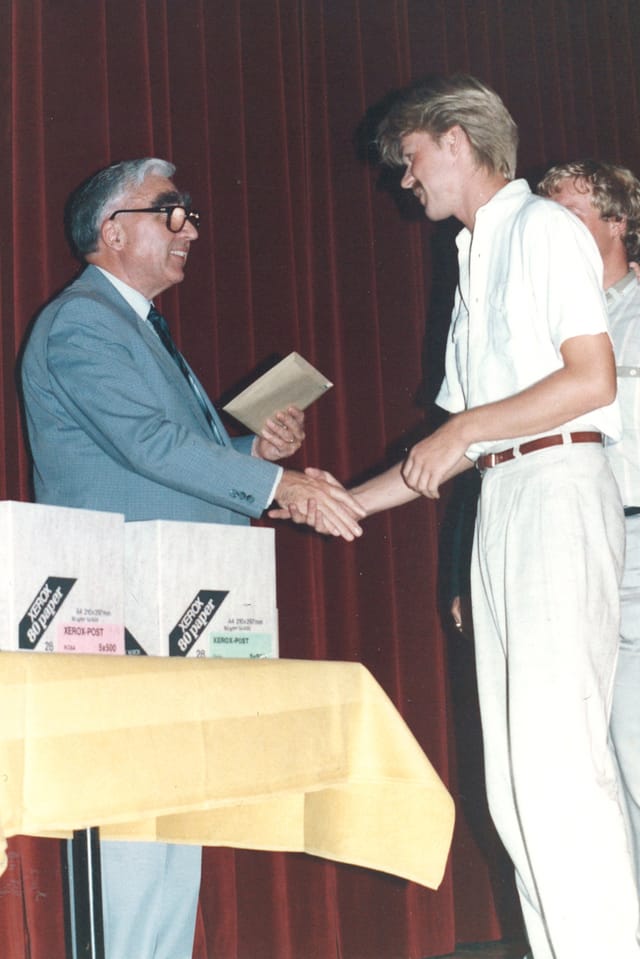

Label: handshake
[254,405,366,542]
[256,404,441,541]
[270,467,366,542]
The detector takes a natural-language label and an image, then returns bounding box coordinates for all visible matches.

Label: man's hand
[402,418,470,499]
[402,333,615,501]
[451,595,463,631]
[269,467,366,541]
[254,406,305,461]
[451,594,474,638]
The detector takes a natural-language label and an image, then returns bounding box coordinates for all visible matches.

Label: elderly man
[324,76,639,959]
[539,159,640,895]
[20,157,364,959]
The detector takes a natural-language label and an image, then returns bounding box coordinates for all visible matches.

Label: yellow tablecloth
[0,653,454,888]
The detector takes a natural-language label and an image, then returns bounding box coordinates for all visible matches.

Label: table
[0,653,454,889]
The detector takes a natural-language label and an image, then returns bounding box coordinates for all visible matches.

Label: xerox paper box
[0,501,125,655]
[124,520,278,658]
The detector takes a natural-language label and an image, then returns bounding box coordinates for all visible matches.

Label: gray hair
[376,74,518,180]
[538,159,640,262]
[65,158,176,258]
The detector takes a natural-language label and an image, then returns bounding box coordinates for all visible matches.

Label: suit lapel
[80,266,229,445]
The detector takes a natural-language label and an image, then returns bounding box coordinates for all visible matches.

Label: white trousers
[611,513,640,889]
[471,445,639,959]
[101,841,202,959]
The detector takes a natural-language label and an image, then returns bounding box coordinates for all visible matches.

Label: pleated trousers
[471,444,640,959]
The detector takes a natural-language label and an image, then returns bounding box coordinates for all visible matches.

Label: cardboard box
[0,501,125,655]
[124,520,278,658]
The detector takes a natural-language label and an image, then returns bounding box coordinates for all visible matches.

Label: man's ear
[610,216,627,240]
[101,217,124,251]
[444,124,466,158]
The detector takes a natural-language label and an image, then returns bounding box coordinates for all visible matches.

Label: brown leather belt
[476,431,603,470]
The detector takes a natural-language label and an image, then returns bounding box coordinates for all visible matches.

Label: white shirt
[605,270,640,505]
[96,265,152,319]
[436,179,621,460]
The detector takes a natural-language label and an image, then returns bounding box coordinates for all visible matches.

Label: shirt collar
[456,178,531,252]
[605,268,637,305]
[95,266,151,320]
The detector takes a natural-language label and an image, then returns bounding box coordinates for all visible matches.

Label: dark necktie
[147,305,223,444]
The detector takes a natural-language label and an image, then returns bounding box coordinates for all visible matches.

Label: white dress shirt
[436,179,621,460]
[605,270,640,506]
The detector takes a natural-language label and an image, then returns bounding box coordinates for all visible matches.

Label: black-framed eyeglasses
[108,205,200,233]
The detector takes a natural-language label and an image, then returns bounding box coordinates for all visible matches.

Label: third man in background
[539,159,640,893]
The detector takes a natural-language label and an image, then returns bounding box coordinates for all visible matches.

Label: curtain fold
[2,1,639,956]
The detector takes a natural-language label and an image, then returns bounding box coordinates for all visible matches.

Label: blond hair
[376,74,518,179]
[538,159,640,261]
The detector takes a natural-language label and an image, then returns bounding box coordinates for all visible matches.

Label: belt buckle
[478,452,500,470]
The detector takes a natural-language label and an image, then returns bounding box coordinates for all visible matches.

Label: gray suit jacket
[21,265,280,523]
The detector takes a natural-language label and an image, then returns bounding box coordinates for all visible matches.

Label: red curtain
[1,1,639,957]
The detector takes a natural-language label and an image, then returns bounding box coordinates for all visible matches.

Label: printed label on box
[18,577,77,651]
[125,629,148,656]
[209,632,275,658]
[168,590,229,657]
[56,621,124,655]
